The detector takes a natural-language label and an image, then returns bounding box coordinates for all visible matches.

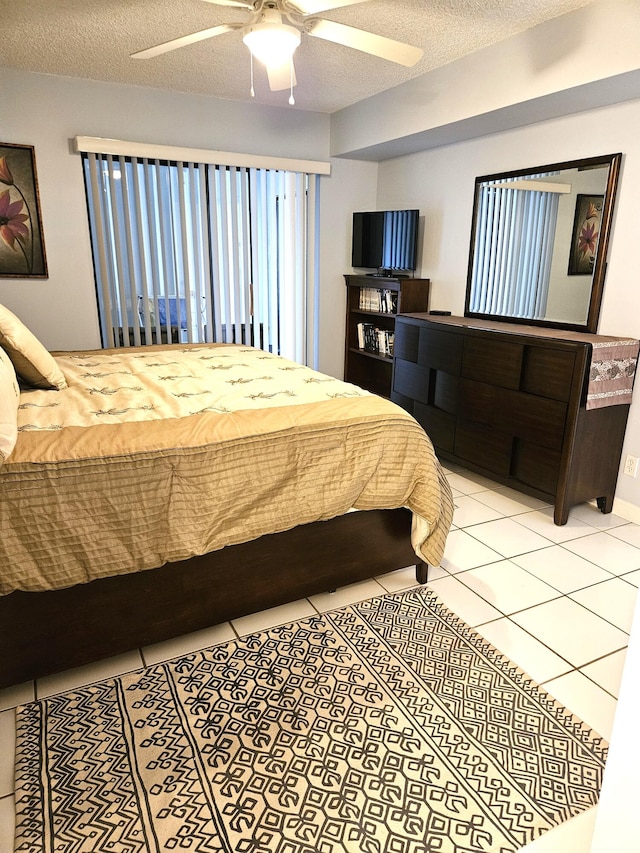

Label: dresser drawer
[433,373,496,423]
[521,347,577,402]
[462,337,523,389]
[513,441,560,495]
[414,402,456,453]
[449,377,495,426]
[418,327,463,373]
[503,390,567,450]
[455,422,512,477]
[393,358,431,405]
[437,379,566,449]
[393,319,420,362]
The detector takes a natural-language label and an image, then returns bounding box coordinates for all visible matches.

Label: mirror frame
[464,153,622,334]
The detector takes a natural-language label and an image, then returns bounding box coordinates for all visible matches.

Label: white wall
[375,99,640,512]
[0,67,368,375]
[318,157,378,378]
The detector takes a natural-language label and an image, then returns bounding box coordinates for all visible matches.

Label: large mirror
[465,153,622,333]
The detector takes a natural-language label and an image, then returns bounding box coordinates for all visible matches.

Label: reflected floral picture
[0,142,48,278]
[568,193,603,276]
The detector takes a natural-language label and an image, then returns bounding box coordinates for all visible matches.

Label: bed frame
[0,508,426,690]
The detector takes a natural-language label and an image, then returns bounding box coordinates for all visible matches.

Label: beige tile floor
[1,463,638,852]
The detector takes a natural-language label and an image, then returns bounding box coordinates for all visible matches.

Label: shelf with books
[344,275,430,397]
[355,322,394,358]
[348,346,393,363]
[356,286,399,314]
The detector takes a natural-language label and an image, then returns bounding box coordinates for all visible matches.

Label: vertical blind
[82,150,320,367]
[470,173,560,319]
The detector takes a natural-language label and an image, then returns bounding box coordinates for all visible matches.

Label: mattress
[0,344,454,595]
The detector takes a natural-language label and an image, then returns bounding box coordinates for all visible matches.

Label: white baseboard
[612,497,640,525]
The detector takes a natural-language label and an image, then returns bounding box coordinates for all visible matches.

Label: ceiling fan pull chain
[250,52,255,97]
[289,58,295,105]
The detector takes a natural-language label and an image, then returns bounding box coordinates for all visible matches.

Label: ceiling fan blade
[131,24,239,59]
[267,60,297,91]
[292,0,370,14]
[307,19,423,67]
[199,0,254,8]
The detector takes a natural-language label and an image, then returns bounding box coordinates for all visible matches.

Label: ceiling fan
[131,0,424,101]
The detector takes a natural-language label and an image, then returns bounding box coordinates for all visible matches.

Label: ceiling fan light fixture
[242,22,301,68]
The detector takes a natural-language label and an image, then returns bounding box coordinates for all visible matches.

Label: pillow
[0,304,67,390]
[0,346,20,464]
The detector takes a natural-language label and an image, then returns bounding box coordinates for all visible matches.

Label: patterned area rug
[14,587,608,852]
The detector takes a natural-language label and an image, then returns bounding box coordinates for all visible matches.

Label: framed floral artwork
[568,193,603,276]
[0,142,48,278]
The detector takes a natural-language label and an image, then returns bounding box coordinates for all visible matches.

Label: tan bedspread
[1,344,453,595]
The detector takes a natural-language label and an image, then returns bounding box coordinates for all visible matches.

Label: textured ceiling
[2,0,597,114]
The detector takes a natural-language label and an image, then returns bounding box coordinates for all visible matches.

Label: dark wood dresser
[391,314,639,524]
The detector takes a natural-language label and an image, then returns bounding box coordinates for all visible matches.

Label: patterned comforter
[0,344,453,595]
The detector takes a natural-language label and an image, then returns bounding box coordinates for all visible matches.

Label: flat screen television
[351,209,419,274]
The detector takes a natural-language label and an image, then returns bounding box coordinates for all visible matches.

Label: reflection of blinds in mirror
[470,173,560,320]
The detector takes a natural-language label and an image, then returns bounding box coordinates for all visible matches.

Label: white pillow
[0,303,67,390]
[0,346,20,465]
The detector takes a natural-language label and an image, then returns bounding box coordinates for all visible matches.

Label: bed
[0,307,454,689]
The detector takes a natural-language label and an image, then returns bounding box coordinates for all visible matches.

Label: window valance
[73,136,331,176]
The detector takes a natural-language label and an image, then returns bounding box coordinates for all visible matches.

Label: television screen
[352,209,419,272]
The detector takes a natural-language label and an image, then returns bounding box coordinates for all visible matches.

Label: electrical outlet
[624,454,639,477]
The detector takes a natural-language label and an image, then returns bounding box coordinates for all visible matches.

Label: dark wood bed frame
[0,508,426,690]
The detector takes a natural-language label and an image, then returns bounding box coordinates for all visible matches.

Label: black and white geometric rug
[14,587,607,852]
